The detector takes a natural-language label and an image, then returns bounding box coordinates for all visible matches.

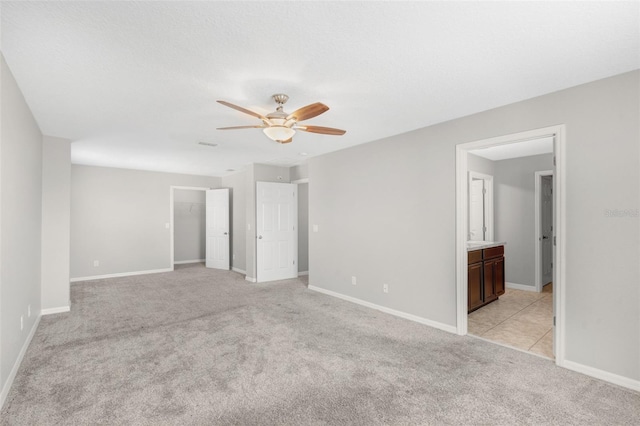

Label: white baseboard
[506,282,537,292]
[174,259,205,265]
[70,268,172,282]
[245,276,257,283]
[232,267,247,274]
[41,306,70,315]
[308,285,457,334]
[562,360,640,392]
[1,314,41,410]
[298,271,309,276]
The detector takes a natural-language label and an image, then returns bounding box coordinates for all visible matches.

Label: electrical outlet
[383,283,389,293]
[233,254,236,260]
[165,223,170,229]
[247,224,251,231]
[351,276,357,286]
[28,305,31,317]
[93,260,99,267]
[313,225,319,233]
[20,316,24,331]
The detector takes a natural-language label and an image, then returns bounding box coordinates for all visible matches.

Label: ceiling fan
[217,94,346,144]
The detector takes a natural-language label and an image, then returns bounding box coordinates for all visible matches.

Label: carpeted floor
[2,264,639,425]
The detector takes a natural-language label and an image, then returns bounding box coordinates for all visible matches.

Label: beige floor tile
[469,299,522,323]
[468,317,495,335]
[512,300,553,327]
[481,317,550,352]
[529,329,554,359]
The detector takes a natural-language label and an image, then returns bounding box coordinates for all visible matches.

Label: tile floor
[468,283,554,359]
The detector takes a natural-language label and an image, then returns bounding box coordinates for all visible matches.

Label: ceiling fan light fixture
[263,126,295,142]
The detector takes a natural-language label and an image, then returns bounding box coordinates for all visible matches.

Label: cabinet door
[483,261,497,303]
[468,263,483,312]
[494,257,505,296]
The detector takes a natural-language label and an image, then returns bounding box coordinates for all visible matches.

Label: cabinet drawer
[483,246,504,260]
[468,250,482,264]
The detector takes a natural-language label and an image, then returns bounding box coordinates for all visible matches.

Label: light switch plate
[313,225,319,233]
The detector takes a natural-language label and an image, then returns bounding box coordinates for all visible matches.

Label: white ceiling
[1,1,638,177]
[469,136,554,161]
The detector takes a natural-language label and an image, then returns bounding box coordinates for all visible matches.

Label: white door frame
[534,170,554,293]
[468,171,494,241]
[169,186,210,270]
[455,125,567,367]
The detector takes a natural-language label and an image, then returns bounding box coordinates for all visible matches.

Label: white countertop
[466,241,506,251]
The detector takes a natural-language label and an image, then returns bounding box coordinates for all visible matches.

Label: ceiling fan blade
[217,100,267,121]
[217,125,266,130]
[278,137,293,144]
[296,125,346,136]
[286,102,329,122]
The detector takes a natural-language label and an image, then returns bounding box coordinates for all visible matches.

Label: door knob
[258,235,263,239]
[224,232,228,235]
[542,235,549,240]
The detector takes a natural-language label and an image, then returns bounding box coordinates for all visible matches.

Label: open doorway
[535,172,554,292]
[455,125,566,367]
[169,186,230,271]
[171,187,208,267]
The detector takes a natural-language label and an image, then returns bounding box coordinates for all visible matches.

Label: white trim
[173,259,205,265]
[298,271,309,276]
[245,276,257,283]
[169,185,210,271]
[505,282,537,292]
[292,178,309,184]
[1,314,41,409]
[534,170,554,293]
[468,171,494,241]
[70,268,172,282]
[455,145,469,336]
[455,125,567,369]
[562,360,640,393]
[554,126,567,368]
[232,267,247,274]
[41,306,70,315]
[308,285,457,334]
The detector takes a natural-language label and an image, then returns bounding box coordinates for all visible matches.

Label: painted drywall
[173,189,205,263]
[291,163,309,181]
[309,70,639,382]
[494,153,553,287]
[41,136,71,311]
[71,165,219,279]
[467,153,496,176]
[1,55,43,404]
[221,170,247,272]
[245,164,291,280]
[297,182,309,273]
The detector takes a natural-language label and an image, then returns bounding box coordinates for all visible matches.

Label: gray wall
[309,70,639,382]
[467,153,496,176]
[173,189,205,263]
[291,163,309,181]
[494,153,553,287]
[221,170,247,272]
[297,182,309,273]
[1,55,43,400]
[71,165,219,279]
[41,136,71,311]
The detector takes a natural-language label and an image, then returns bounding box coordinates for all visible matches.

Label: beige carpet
[2,264,639,424]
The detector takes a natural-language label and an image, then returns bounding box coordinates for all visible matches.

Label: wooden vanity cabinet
[468,245,505,313]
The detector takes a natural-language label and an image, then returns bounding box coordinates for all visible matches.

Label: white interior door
[541,176,553,285]
[206,188,230,270]
[256,182,297,283]
[469,179,485,241]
